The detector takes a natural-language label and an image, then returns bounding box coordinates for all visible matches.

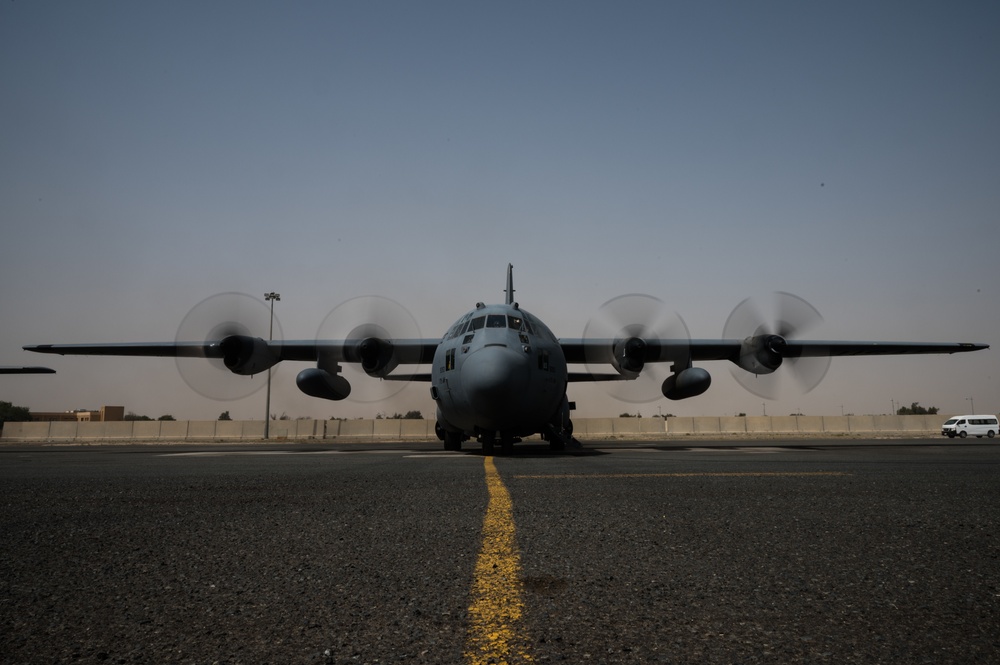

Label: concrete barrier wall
[0,415,962,442]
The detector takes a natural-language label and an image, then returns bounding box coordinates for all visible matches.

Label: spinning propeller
[174,292,283,401]
[722,291,830,399]
[583,294,691,404]
[314,295,421,403]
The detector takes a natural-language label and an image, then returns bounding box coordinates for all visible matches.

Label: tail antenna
[505,263,515,305]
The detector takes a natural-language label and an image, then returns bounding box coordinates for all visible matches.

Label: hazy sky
[2,1,997,421]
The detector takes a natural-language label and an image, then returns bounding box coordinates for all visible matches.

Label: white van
[941,415,998,439]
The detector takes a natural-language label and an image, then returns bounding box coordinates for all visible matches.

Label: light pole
[967,396,975,413]
[264,292,280,439]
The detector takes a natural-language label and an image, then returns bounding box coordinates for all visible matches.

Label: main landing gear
[443,430,463,451]
[437,421,579,455]
[436,421,466,451]
[543,419,581,452]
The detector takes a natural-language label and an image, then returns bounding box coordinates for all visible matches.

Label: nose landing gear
[477,431,520,456]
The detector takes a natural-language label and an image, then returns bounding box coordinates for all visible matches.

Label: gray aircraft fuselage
[431,302,568,442]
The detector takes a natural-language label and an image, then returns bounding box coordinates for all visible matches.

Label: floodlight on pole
[264,292,280,439]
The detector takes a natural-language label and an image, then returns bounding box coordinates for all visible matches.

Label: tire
[959,431,967,438]
[443,431,462,451]
[988,431,995,438]
[948,433,955,439]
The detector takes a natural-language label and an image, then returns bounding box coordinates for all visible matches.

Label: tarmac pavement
[1,440,998,663]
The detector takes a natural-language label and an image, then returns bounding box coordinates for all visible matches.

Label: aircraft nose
[463,345,530,422]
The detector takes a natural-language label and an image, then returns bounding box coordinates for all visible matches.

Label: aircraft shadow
[460,442,607,458]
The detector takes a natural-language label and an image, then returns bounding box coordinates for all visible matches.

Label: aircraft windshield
[507,315,533,333]
[449,311,538,339]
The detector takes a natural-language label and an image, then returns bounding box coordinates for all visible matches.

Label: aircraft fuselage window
[487,314,506,328]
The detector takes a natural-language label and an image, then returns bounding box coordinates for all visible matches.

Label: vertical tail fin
[505,264,515,305]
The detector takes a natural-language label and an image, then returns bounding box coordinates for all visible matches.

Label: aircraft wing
[560,338,989,367]
[756,340,989,358]
[24,342,228,359]
[25,338,440,401]
[24,339,439,368]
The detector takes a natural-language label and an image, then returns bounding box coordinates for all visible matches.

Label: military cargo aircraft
[25,265,988,454]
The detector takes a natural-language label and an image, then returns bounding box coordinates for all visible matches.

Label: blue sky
[2,1,997,421]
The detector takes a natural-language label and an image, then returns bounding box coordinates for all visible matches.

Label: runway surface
[2,440,998,663]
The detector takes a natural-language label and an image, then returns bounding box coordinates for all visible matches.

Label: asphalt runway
[2,440,998,664]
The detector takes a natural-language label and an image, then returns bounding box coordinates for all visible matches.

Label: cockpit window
[507,315,533,333]
[523,312,553,341]
[469,316,486,331]
[487,314,506,328]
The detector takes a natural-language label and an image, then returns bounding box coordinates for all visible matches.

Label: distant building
[30,406,125,422]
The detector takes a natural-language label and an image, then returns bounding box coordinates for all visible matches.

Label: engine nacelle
[296,368,352,401]
[218,335,280,375]
[613,337,646,377]
[735,334,786,375]
[357,337,399,378]
[662,367,712,400]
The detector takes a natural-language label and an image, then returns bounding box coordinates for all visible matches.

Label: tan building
[31,406,125,423]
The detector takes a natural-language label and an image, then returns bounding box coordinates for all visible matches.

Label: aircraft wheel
[959,431,968,438]
[443,431,462,451]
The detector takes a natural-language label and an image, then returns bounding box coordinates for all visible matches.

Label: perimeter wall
[0,415,956,442]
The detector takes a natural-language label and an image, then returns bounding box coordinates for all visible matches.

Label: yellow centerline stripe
[514,472,850,479]
[465,457,533,664]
